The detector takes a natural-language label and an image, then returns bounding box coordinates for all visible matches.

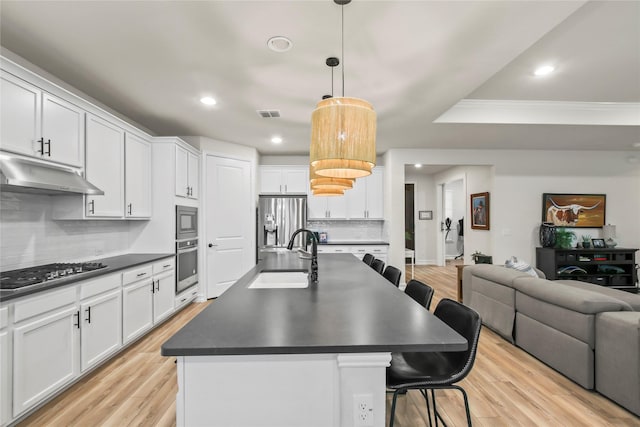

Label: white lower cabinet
[1,306,11,426]
[123,258,175,344]
[12,287,79,417]
[152,259,175,323]
[79,275,122,372]
[123,276,154,345]
[318,245,389,264]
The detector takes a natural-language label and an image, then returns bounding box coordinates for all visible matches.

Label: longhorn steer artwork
[542,194,606,228]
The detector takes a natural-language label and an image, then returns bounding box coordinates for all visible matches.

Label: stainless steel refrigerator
[257,195,307,262]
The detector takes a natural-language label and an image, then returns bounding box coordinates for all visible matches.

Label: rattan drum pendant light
[310,0,376,179]
[309,164,354,191]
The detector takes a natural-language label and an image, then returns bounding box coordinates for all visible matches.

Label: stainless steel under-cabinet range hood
[0,153,104,195]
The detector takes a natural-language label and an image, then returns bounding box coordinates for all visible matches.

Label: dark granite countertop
[0,253,174,302]
[161,252,467,356]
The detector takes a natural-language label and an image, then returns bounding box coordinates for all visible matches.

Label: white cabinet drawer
[79,273,121,300]
[14,287,77,324]
[153,257,175,275]
[122,265,153,286]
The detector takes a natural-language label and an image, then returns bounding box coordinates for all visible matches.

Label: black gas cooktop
[0,262,107,290]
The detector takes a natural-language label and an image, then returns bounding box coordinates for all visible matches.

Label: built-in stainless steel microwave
[176,205,197,240]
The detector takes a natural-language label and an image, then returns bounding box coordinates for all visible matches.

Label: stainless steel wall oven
[176,205,198,293]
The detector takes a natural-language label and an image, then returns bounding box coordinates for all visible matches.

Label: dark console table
[536,247,639,289]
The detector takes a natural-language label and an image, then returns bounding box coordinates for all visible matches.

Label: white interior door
[206,155,253,298]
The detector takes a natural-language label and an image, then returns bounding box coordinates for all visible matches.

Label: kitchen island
[162,252,466,427]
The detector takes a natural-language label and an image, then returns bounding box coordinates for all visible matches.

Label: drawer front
[79,273,122,300]
[122,265,153,286]
[14,287,77,324]
[152,257,175,275]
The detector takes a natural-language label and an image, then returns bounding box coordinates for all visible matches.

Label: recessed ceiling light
[534,65,555,76]
[267,36,293,53]
[271,136,283,144]
[414,164,422,168]
[200,96,217,106]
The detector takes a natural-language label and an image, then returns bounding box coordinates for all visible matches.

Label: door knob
[208,243,217,247]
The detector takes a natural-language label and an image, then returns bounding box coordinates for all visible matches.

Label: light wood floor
[18,262,640,427]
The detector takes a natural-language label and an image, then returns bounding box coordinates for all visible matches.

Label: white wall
[385,149,640,272]
[405,171,436,264]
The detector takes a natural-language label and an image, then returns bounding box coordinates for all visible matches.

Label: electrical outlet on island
[353,394,374,426]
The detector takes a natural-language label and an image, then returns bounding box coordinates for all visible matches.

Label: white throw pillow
[504,256,538,277]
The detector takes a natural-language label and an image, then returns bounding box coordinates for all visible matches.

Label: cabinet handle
[137,272,147,277]
[88,199,95,214]
[156,280,160,292]
[85,306,91,324]
[151,280,156,293]
[74,311,80,329]
[37,137,44,155]
[127,203,132,215]
[163,264,172,268]
[284,184,287,193]
[44,139,51,156]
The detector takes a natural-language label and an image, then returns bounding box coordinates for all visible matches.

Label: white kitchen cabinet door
[85,114,125,217]
[125,133,152,218]
[13,306,80,416]
[308,191,347,219]
[326,196,348,219]
[122,278,154,344]
[1,72,41,158]
[175,145,189,198]
[346,178,367,219]
[41,93,85,167]
[0,307,10,426]
[153,271,175,323]
[80,289,122,372]
[187,151,200,199]
[259,166,308,194]
[307,194,328,219]
[346,167,384,219]
[282,168,308,193]
[364,168,384,219]
[176,146,199,199]
[259,168,284,194]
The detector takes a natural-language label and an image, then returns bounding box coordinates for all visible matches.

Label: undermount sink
[248,271,309,289]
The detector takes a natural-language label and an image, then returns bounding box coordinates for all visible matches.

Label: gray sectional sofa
[462,264,640,416]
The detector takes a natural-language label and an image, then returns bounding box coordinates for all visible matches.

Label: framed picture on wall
[541,193,606,228]
[470,192,490,230]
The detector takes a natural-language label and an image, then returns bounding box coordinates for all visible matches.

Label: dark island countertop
[0,253,174,302]
[161,252,467,356]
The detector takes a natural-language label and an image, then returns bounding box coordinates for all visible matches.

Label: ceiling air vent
[257,110,281,118]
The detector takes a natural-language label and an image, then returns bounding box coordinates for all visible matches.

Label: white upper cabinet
[41,93,84,167]
[125,133,152,218]
[85,114,125,218]
[259,166,308,194]
[1,72,41,158]
[1,72,84,167]
[346,167,384,219]
[308,193,348,220]
[175,145,199,199]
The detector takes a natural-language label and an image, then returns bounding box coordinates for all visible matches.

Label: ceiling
[1,1,639,156]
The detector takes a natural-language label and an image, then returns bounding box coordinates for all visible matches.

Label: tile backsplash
[1,192,131,270]
[307,220,386,242]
